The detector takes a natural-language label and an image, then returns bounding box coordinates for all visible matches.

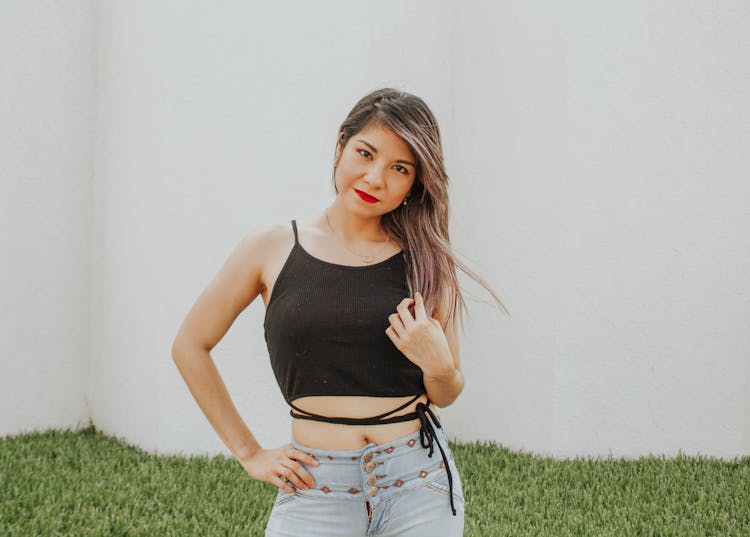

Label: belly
[290,394,434,450]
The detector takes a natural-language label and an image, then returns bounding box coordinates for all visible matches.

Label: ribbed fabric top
[263,219,425,404]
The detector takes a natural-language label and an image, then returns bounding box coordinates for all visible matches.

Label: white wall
[90,0,456,455]
[2,1,749,460]
[446,1,750,458]
[0,1,95,435]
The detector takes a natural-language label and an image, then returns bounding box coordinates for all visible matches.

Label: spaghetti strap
[291,219,299,244]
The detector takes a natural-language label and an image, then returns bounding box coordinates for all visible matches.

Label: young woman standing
[172,87,508,536]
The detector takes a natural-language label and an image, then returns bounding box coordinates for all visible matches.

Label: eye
[358,148,410,175]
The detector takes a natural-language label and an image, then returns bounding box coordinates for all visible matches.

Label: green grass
[1,424,748,536]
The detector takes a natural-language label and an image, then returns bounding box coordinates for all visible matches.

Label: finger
[388,312,405,335]
[298,467,318,489]
[279,464,308,490]
[396,299,416,327]
[385,325,399,344]
[282,459,316,489]
[413,291,428,321]
[272,474,296,494]
[397,296,415,312]
[288,448,320,467]
[398,296,417,318]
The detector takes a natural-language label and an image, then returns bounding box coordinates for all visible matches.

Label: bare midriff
[290,393,434,450]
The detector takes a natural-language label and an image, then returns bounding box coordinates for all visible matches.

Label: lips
[355,189,379,203]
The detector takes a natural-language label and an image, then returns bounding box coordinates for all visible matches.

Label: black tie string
[287,393,458,516]
[415,402,457,516]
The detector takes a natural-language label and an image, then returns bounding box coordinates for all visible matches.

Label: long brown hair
[332,87,510,331]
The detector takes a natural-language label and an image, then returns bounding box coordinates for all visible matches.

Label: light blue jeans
[264,426,465,536]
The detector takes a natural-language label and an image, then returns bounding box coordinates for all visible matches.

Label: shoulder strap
[291,219,299,244]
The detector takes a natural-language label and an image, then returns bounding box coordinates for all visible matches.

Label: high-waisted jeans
[264,425,465,536]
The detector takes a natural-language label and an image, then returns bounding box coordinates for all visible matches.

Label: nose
[364,164,387,188]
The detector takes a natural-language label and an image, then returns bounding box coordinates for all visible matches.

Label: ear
[335,132,346,158]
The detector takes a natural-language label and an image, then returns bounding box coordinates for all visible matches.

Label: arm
[386,290,464,408]
[171,223,320,493]
[171,225,272,461]
[171,345,262,460]
[423,292,464,408]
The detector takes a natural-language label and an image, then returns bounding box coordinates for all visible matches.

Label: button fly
[365,461,376,472]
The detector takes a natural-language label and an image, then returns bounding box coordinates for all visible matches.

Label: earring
[402,198,408,206]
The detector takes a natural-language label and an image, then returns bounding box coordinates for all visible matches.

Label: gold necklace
[324,208,392,264]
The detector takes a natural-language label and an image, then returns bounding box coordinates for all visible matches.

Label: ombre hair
[332,87,510,331]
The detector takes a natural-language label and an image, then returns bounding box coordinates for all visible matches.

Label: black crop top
[262,219,458,516]
[263,219,424,402]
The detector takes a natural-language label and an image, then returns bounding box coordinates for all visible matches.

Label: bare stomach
[290,394,434,450]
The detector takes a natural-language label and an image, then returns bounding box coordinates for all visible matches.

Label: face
[334,123,417,215]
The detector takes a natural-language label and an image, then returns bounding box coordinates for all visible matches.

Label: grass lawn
[1,425,748,536]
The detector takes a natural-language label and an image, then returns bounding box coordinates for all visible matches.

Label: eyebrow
[356,139,416,167]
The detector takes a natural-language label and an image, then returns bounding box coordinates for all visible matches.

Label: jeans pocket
[424,472,465,507]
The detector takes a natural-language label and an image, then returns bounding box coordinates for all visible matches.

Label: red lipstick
[355,189,379,203]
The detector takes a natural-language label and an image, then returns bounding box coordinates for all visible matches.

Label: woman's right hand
[238,444,320,493]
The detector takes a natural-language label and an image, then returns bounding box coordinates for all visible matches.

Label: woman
[172,87,508,536]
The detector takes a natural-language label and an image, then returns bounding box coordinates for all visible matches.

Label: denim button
[365,461,376,472]
[368,486,378,496]
[367,475,377,486]
[363,453,373,462]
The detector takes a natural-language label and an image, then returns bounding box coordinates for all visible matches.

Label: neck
[325,198,388,243]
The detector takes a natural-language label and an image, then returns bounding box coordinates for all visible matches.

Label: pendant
[362,255,373,263]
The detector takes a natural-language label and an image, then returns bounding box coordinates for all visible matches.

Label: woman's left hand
[385,292,454,376]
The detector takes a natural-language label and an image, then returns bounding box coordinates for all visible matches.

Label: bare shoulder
[238,218,293,263]
[171,220,295,353]
[241,220,297,297]
[237,220,292,258]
